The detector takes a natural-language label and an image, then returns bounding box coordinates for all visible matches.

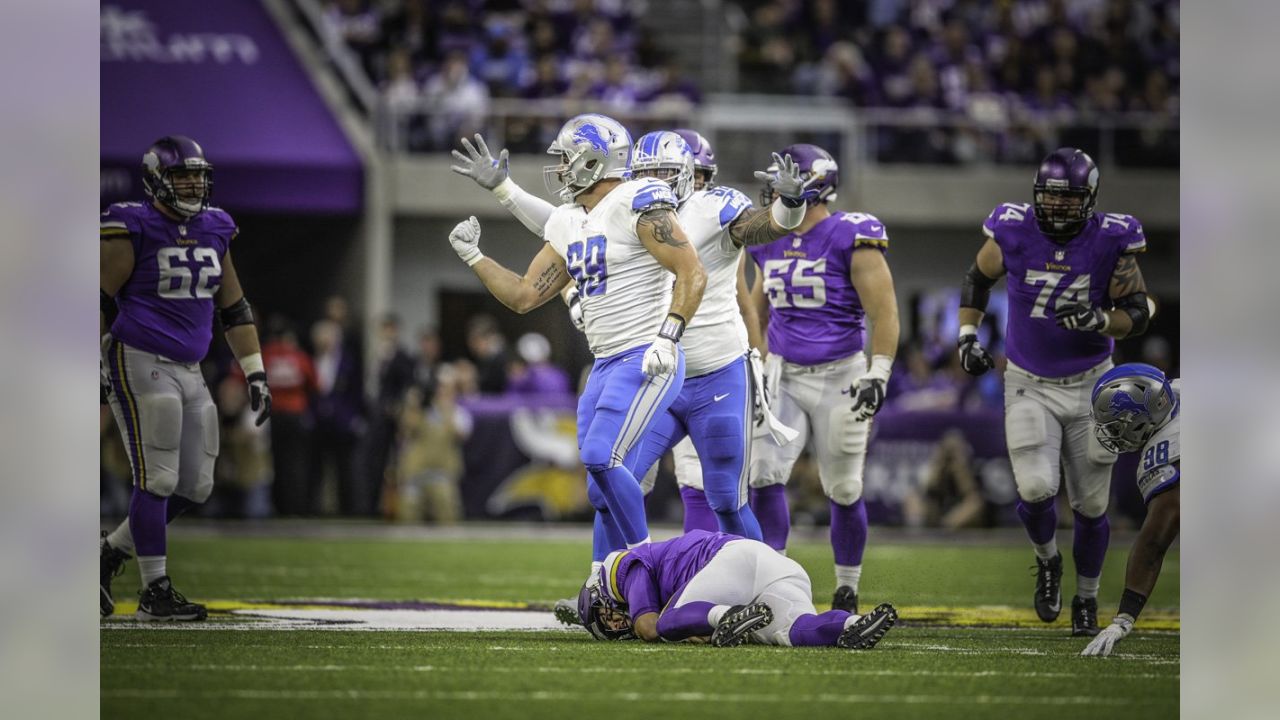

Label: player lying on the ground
[1081,363,1179,657]
[576,529,898,648]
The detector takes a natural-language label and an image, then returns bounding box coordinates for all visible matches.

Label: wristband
[958,324,978,340]
[491,177,517,202]
[238,352,265,378]
[1118,588,1147,621]
[464,250,485,267]
[770,197,806,230]
[867,354,893,382]
[658,313,686,342]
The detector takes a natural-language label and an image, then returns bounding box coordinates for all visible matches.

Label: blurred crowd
[321,0,697,150]
[100,296,573,522]
[733,0,1179,165]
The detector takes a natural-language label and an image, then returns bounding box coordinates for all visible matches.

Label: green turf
[101,530,1179,719]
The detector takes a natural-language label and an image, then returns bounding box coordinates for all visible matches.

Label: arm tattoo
[532,262,563,295]
[729,208,788,247]
[1110,254,1146,297]
[637,208,688,248]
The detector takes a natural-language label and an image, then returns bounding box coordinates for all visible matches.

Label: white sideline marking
[102,688,1143,706]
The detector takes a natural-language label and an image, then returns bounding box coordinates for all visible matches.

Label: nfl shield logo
[179,225,187,236]
[1054,249,1065,261]
[792,238,802,248]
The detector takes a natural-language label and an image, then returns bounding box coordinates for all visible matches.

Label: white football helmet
[543,114,632,202]
[630,131,695,204]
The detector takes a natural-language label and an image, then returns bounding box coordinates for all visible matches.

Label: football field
[100,524,1179,719]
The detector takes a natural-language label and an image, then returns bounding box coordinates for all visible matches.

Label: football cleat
[831,585,858,614]
[136,576,208,622]
[711,603,773,648]
[1033,553,1064,622]
[100,532,130,618]
[1071,595,1101,636]
[553,597,583,627]
[837,602,899,649]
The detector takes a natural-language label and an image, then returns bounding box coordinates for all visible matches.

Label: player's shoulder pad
[628,178,679,214]
[1095,212,1146,254]
[982,202,1034,238]
[835,211,889,250]
[100,202,145,238]
[698,185,753,228]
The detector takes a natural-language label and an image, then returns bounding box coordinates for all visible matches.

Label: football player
[956,147,1152,635]
[446,113,704,550]
[746,144,901,614]
[576,529,899,648]
[1081,364,1179,656]
[100,136,271,620]
[450,129,800,555]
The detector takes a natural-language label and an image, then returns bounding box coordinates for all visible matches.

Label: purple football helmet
[576,581,634,641]
[672,128,717,188]
[759,143,839,207]
[141,135,213,219]
[1032,147,1098,240]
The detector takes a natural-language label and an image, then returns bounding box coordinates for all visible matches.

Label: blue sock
[589,465,649,545]
[592,510,626,562]
[739,503,763,541]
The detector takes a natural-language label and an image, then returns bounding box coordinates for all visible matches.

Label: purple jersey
[984,203,1146,377]
[604,530,736,617]
[101,202,237,363]
[748,211,888,366]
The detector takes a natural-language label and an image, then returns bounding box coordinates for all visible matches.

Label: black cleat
[100,532,130,618]
[1071,595,1100,636]
[837,602,898,649]
[831,585,859,614]
[136,576,208,622]
[711,603,773,648]
[1032,553,1063,622]
[553,597,582,627]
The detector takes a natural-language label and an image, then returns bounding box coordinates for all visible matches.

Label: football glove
[957,331,994,376]
[753,152,811,207]
[850,355,892,422]
[642,337,678,377]
[448,216,485,266]
[246,372,272,427]
[567,286,585,333]
[449,134,509,191]
[1054,303,1109,332]
[1080,614,1134,657]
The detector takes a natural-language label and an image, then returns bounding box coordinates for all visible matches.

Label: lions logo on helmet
[543,114,632,203]
[1090,363,1175,453]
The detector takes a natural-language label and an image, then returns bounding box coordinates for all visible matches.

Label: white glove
[567,286,585,332]
[449,216,484,266]
[450,134,509,190]
[753,152,812,207]
[748,348,768,426]
[642,337,678,377]
[1080,615,1134,657]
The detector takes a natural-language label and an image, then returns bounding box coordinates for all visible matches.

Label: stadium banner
[100,0,363,213]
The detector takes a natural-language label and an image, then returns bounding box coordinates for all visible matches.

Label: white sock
[835,564,862,593]
[626,536,651,549]
[776,548,788,557]
[137,556,166,588]
[1077,575,1100,600]
[588,561,602,583]
[842,613,863,628]
[1032,539,1059,561]
[708,604,732,626]
[106,520,135,555]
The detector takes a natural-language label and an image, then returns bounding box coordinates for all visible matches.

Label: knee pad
[1068,486,1109,518]
[580,437,618,474]
[825,476,864,506]
[829,405,870,456]
[704,481,743,513]
[1006,402,1055,503]
[703,416,743,461]
[139,394,182,496]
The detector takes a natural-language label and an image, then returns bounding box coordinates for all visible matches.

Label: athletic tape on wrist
[771,197,806,230]
[658,313,686,342]
[239,352,265,377]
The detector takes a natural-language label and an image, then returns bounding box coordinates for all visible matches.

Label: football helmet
[1033,147,1098,240]
[141,135,213,219]
[759,143,839,207]
[631,131,695,204]
[543,114,632,202]
[1090,363,1176,453]
[672,128,717,188]
[576,580,635,641]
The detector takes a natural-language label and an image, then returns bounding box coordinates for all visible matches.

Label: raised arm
[957,238,1006,376]
[449,216,570,314]
[450,134,557,237]
[848,248,900,420]
[730,152,810,247]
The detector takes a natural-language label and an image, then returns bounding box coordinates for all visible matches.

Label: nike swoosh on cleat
[713,393,730,402]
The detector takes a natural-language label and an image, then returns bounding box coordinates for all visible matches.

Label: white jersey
[544,178,680,358]
[677,186,753,377]
[1137,378,1181,504]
